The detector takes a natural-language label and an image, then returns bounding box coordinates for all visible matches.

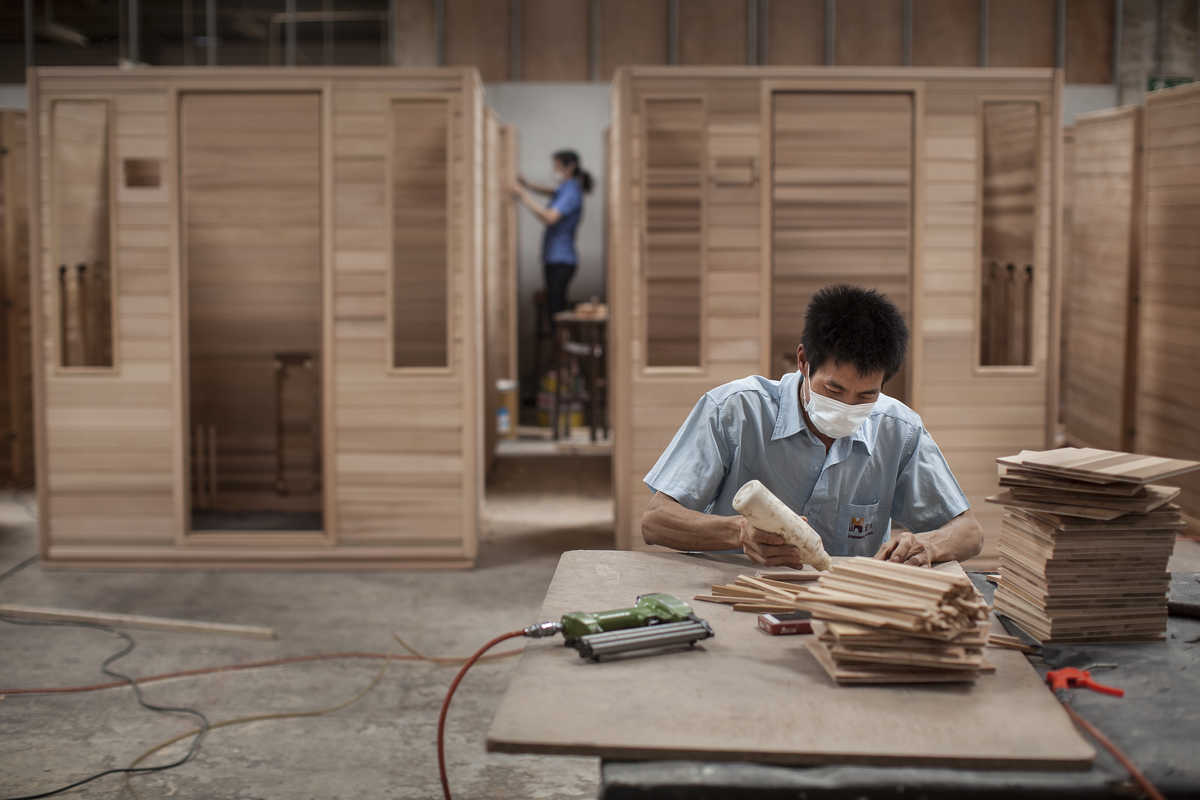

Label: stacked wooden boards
[698,559,991,683]
[798,559,991,684]
[988,448,1200,642]
[608,68,1061,568]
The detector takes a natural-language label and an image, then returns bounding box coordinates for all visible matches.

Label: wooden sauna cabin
[0,109,34,488]
[607,67,1064,566]
[28,67,486,567]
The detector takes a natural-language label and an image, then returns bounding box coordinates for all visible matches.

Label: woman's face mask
[802,367,876,439]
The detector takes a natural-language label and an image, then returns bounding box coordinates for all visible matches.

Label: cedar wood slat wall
[611,68,1061,568]
[1062,106,1141,452]
[30,67,484,567]
[1139,83,1200,525]
[0,110,34,486]
[770,91,912,400]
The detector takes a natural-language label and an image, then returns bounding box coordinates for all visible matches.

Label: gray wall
[484,82,612,388]
[0,84,27,108]
[1063,85,1121,124]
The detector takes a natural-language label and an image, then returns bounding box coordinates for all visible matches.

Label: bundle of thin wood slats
[987,448,1200,642]
[697,559,992,684]
[798,559,991,684]
[693,569,823,613]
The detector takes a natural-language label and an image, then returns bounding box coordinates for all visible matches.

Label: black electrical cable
[0,554,38,586]
[0,616,211,800]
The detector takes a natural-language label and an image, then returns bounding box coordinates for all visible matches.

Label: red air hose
[1059,702,1166,800]
[437,630,526,800]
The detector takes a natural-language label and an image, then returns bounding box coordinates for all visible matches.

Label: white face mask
[802,368,876,439]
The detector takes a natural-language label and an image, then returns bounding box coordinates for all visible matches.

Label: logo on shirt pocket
[845,502,878,540]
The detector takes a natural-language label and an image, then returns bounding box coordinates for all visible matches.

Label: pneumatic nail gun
[524,593,714,661]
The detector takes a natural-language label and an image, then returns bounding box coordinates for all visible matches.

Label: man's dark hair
[801,284,908,380]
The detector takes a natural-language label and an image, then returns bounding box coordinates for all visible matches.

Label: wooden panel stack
[701,559,991,684]
[1139,84,1200,526]
[1062,107,1140,451]
[0,110,34,486]
[988,448,1200,642]
[802,559,990,684]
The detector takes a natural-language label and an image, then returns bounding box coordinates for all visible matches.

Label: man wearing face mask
[641,284,983,568]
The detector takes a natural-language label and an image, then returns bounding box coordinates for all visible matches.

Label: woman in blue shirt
[513,149,594,318]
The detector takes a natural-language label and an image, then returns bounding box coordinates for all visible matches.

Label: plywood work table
[487,550,1094,770]
[599,566,1200,800]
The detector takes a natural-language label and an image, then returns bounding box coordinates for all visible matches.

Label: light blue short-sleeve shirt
[643,371,970,557]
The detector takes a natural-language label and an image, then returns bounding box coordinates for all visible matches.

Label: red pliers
[1045,667,1124,698]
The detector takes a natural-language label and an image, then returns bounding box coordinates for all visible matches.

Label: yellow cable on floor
[121,635,521,796]
[123,652,395,798]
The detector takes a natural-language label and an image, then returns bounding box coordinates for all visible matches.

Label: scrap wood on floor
[698,558,993,684]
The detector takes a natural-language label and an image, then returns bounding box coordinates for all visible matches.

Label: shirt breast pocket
[840,501,882,557]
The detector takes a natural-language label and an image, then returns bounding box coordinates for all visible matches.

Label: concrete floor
[0,455,613,800]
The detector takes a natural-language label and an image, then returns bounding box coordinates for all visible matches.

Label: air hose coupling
[523,620,563,638]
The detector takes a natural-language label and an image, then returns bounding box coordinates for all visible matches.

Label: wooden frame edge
[1046,69,1065,448]
[28,68,49,560]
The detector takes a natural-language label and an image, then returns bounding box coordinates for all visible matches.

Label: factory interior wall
[483,82,612,393]
[1062,84,1120,124]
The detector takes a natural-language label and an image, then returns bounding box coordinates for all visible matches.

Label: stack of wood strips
[693,569,824,613]
[987,448,1200,642]
[798,559,991,684]
[697,560,992,684]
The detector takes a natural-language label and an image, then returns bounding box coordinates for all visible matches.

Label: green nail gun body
[524,593,714,661]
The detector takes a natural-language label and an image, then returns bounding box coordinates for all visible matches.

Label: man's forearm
[641,492,741,551]
[916,510,984,563]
